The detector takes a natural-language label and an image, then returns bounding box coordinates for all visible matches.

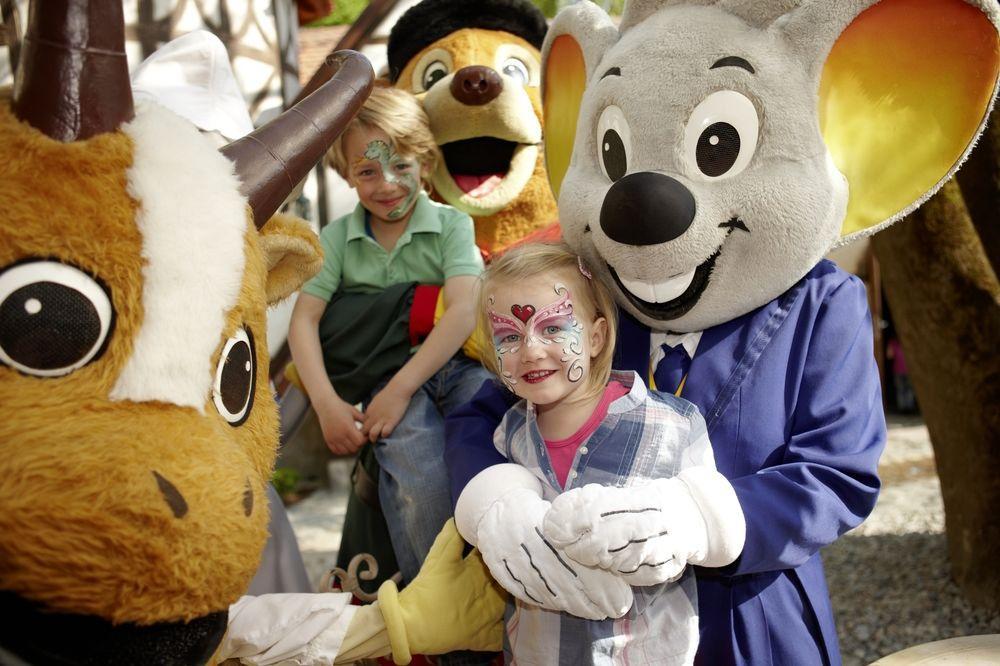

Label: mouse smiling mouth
[609,247,721,321]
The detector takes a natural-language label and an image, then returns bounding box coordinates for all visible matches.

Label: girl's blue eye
[543,325,562,335]
[502,334,520,344]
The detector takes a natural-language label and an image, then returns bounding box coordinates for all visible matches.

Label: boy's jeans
[371,355,491,583]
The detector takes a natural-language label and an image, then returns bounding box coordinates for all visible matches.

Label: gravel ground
[286,456,352,587]
[288,416,1000,664]
[824,415,1000,664]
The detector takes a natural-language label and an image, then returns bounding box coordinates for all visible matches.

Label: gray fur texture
[542,0,999,333]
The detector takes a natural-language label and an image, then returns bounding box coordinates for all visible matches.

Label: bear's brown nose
[450,66,503,106]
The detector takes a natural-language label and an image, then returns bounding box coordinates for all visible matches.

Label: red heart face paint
[487,281,588,404]
[510,304,536,323]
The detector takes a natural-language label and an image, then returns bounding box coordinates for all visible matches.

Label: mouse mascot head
[0,2,372,663]
[542,0,998,332]
[388,0,560,256]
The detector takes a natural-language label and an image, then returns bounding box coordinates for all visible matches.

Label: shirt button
[570,471,578,479]
[579,447,588,454]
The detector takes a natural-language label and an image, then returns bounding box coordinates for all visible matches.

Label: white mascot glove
[543,468,746,587]
[455,464,633,621]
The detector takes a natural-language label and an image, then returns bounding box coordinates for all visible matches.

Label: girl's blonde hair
[477,243,618,398]
[325,84,441,182]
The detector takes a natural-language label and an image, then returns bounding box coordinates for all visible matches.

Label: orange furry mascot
[387,0,560,256]
[0,2,502,664]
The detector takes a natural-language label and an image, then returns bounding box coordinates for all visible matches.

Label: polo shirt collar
[404,193,441,235]
[344,204,368,242]
[345,192,439,242]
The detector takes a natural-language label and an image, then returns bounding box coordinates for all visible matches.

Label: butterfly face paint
[362,140,420,220]
[488,282,587,396]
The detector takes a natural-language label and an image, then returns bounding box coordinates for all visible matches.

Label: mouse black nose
[599,172,696,246]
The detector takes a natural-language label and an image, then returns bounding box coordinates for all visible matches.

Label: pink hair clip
[578,256,593,279]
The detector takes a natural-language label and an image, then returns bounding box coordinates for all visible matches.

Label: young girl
[288,86,490,587]
[469,243,736,665]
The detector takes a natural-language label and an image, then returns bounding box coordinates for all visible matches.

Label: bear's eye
[683,90,759,179]
[501,57,529,85]
[411,48,453,94]
[213,327,256,426]
[420,60,449,91]
[0,260,113,378]
[596,105,632,183]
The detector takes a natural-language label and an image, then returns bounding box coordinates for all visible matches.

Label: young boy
[288,86,490,585]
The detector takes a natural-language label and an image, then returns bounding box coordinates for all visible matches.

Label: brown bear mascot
[387,0,560,256]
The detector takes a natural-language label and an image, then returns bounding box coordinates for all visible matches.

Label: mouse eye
[683,90,759,179]
[596,105,632,183]
[0,260,114,377]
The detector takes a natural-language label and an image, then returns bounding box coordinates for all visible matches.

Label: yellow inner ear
[544,34,587,200]
[819,0,999,239]
[258,214,323,305]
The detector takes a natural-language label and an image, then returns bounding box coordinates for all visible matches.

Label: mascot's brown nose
[450,66,503,106]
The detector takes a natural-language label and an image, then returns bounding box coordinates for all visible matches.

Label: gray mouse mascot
[445,0,1000,663]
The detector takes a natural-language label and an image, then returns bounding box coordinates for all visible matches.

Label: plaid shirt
[492,370,715,665]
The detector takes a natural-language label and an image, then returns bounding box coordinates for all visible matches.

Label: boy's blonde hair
[477,243,618,398]
[325,85,441,181]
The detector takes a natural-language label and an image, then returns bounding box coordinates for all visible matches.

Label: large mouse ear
[542,2,618,200]
[782,0,999,245]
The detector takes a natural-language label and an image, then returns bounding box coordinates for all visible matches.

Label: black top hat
[387,0,548,83]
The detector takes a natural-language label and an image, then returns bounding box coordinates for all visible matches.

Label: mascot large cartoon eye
[684,90,759,179]
[501,57,529,85]
[412,48,454,93]
[0,260,113,377]
[495,44,539,87]
[421,61,449,90]
[213,327,256,426]
[597,106,633,182]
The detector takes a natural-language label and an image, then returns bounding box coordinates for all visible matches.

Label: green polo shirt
[302,192,483,301]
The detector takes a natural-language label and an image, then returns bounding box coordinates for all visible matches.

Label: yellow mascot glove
[377,518,506,664]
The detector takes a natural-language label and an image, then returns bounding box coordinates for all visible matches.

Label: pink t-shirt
[544,381,630,487]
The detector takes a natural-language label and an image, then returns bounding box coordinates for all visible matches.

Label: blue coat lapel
[615,280,806,435]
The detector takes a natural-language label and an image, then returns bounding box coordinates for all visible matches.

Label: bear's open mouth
[441,137,518,198]
[608,247,721,321]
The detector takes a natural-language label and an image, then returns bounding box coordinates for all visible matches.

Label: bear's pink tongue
[453,173,504,197]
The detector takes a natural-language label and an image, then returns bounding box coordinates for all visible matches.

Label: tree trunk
[955,110,1000,274]
[872,168,1000,608]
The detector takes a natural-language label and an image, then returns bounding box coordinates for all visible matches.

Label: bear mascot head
[387,0,560,256]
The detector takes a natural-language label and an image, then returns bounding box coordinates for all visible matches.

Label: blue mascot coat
[446,259,886,665]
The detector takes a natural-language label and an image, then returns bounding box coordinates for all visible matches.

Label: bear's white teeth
[617,270,696,304]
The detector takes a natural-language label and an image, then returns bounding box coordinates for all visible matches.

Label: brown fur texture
[0,104,322,625]
[396,28,559,254]
[873,178,1000,610]
[259,213,325,305]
